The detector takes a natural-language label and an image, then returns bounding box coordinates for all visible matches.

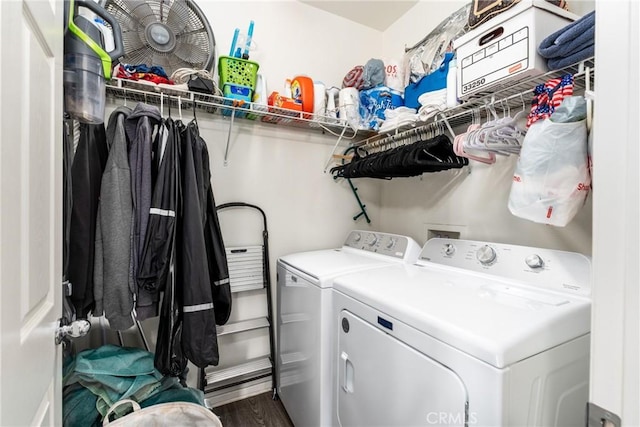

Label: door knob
[55,319,91,345]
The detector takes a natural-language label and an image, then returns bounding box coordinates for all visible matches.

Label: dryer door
[338,310,468,427]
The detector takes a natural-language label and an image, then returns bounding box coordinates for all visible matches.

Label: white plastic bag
[103,399,222,426]
[508,116,590,227]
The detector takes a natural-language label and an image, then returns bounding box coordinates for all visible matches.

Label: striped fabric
[342,65,365,90]
[526,74,574,127]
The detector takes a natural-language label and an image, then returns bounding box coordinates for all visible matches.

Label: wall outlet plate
[424,223,467,241]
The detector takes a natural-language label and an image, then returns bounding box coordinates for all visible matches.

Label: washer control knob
[353,232,362,242]
[386,238,397,249]
[366,234,379,247]
[525,254,545,269]
[443,243,456,256]
[476,245,497,265]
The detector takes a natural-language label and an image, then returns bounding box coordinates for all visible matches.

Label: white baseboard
[205,377,273,409]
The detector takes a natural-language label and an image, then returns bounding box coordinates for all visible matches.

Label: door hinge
[587,402,621,427]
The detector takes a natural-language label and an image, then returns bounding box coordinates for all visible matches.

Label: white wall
[193,0,384,309]
[200,1,384,93]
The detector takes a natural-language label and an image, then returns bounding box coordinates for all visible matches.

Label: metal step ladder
[198,202,277,406]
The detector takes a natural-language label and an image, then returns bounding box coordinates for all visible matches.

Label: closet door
[0,0,63,425]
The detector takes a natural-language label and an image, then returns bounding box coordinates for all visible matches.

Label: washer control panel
[344,231,416,260]
[418,238,591,296]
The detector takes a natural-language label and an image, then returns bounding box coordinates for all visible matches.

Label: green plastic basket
[218,56,259,90]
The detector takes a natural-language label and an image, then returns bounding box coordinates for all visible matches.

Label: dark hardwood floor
[214,392,294,427]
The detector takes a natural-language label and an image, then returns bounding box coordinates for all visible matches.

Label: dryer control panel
[417,238,591,296]
[343,231,421,261]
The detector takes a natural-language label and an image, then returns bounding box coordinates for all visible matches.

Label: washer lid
[279,249,395,288]
[333,264,591,368]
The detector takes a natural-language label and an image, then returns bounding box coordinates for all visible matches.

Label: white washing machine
[333,238,591,427]
[276,230,421,427]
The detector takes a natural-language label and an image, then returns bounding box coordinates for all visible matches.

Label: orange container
[291,76,314,118]
[268,91,302,110]
[262,92,303,124]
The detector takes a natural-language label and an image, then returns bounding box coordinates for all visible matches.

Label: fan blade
[122,0,158,27]
[168,56,185,75]
[105,0,144,32]
[174,27,207,40]
[124,44,152,66]
[165,0,189,34]
[174,39,209,68]
[121,32,146,61]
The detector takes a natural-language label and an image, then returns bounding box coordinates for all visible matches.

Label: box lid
[454,0,580,49]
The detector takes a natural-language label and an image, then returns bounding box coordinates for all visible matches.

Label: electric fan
[103,0,216,75]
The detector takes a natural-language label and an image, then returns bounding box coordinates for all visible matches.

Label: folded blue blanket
[538,11,595,59]
[547,43,595,70]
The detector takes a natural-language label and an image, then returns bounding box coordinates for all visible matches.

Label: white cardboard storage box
[453,0,579,100]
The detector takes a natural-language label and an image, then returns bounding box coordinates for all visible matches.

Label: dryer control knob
[525,254,545,269]
[476,245,497,265]
[443,243,456,256]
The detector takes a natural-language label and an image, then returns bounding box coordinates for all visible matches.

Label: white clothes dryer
[276,231,421,427]
[333,238,591,427]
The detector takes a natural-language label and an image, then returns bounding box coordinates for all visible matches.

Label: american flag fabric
[526,74,574,127]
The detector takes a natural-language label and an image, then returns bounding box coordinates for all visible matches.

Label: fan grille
[105,0,216,76]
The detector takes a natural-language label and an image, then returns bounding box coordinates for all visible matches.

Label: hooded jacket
[126,103,162,320]
[94,107,135,331]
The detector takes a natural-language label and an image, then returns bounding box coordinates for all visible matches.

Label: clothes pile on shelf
[63,345,205,427]
[115,64,174,85]
[65,102,232,375]
[404,52,454,116]
[538,11,595,70]
[378,107,418,133]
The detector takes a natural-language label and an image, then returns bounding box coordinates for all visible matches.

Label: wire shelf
[354,57,595,150]
[105,57,594,166]
[105,79,375,140]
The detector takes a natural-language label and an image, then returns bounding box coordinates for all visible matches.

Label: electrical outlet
[427,229,461,240]
[424,223,467,241]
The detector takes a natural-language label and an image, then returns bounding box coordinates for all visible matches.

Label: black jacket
[68,123,108,318]
[154,118,231,373]
[152,118,186,376]
[138,120,178,296]
[191,127,232,325]
[176,121,220,368]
